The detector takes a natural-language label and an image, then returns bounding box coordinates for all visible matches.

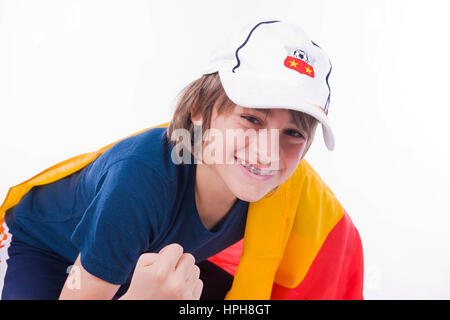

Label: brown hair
[166,72,319,162]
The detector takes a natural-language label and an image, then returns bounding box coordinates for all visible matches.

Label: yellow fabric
[0,121,344,299]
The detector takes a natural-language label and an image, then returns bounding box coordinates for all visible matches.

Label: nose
[248,130,280,170]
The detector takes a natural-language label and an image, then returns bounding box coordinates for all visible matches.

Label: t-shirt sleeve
[70,158,167,285]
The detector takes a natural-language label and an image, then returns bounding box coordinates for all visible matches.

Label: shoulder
[290,159,345,226]
[83,127,177,187]
[276,160,363,293]
[78,125,187,221]
[287,159,361,260]
[101,157,167,186]
[294,160,360,233]
[291,159,337,198]
[90,127,173,172]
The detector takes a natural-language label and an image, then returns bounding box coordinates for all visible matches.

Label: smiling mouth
[234,156,278,176]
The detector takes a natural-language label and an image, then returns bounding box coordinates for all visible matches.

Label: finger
[175,253,196,280]
[192,279,203,300]
[183,264,201,299]
[137,252,159,267]
[154,243,184,272]
[185,264,201,286]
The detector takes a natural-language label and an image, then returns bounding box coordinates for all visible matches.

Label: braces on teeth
[237,158,274,175]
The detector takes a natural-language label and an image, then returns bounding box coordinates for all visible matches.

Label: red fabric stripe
[270,211,364,300]
[208,240,242,277]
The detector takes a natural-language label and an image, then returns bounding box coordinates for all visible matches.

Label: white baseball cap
[202,19,335,151]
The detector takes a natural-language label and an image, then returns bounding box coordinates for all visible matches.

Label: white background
[1,0,449,299]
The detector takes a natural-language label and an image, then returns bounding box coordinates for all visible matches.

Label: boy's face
[194,104,309,202]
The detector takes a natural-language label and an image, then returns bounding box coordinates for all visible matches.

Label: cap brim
[216,64,335,151]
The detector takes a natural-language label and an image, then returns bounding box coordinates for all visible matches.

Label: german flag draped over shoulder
[0,122,364,300]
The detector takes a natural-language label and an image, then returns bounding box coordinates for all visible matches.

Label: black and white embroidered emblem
[293,49,309,63]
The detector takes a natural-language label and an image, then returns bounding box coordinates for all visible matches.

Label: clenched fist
[120,243,203,300]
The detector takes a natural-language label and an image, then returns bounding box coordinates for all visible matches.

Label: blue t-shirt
[4,127,249,285]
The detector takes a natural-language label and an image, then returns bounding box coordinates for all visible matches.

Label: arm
[65,159,204,299]
[59,254,120,300]
[59,244,203,300]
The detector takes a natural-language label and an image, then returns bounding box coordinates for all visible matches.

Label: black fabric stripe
[311,41,332,113]
[325,59,332,114]
[311,40,321,48]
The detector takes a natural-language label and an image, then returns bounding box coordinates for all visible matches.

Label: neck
[194,162,238,231]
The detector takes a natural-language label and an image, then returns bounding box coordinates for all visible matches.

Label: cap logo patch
[284,49,314,78]
[293,49,309,63]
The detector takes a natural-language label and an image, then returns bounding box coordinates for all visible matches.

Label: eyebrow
[254,108,271,116]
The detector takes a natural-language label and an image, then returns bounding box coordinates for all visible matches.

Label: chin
[233,188,268,203]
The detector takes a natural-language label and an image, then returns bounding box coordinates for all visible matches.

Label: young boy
[0,19,363,300]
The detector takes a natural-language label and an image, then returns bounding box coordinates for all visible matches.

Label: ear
[190,108,203,127]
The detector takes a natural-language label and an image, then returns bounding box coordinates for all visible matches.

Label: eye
[241,115,262,125]
[284,129,305,139]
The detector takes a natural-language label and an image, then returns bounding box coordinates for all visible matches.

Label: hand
[120,243,203,300]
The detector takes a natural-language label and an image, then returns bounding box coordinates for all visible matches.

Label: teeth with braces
[237,158,274,176]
